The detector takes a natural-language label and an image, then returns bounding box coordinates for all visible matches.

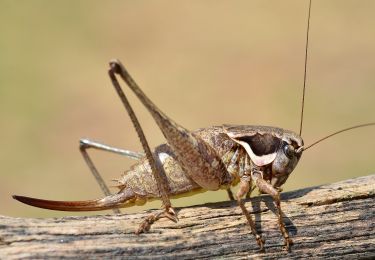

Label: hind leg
[108,61,176,229]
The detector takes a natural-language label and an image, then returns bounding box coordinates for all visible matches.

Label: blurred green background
[1,0,374,218]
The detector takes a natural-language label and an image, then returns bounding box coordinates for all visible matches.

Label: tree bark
[1,174,374,259]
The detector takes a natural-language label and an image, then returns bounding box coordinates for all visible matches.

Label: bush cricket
[13,0,375,252]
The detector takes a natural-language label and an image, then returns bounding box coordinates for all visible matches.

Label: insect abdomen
[117,144,201,200]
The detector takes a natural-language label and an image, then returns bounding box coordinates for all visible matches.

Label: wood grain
[1,174,374,259]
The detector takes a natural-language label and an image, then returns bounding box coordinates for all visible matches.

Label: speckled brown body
[115,124,303,207]
[116,126,236,204]
[13,60,306,251]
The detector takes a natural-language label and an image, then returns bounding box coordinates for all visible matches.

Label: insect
[12,0,375,252]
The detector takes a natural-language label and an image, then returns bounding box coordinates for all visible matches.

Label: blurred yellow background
[1,0,374,218]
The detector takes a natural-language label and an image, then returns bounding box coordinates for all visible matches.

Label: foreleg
[237,177,265,251]
[251,170,292,251]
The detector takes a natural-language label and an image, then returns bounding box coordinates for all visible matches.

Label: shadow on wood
[1,174,375,259]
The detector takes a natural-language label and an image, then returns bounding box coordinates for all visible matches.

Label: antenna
[303,122,375,151]
[299,0,312,137]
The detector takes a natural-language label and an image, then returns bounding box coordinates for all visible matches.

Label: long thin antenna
[299,0,312,137]
[303,123,375,151]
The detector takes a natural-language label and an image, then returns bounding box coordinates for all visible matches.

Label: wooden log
[1,174,374,259]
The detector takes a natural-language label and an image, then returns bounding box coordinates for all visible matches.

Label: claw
[168,206,176,215]
[165,206,178,222]
[135,214,155,234]
[284,237,293,251]
[256,234,265,252]
[135,207,178,234]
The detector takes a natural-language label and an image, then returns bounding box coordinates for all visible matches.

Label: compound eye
[283,144,295,159]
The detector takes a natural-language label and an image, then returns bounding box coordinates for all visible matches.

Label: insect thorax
[194,125,304,188]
